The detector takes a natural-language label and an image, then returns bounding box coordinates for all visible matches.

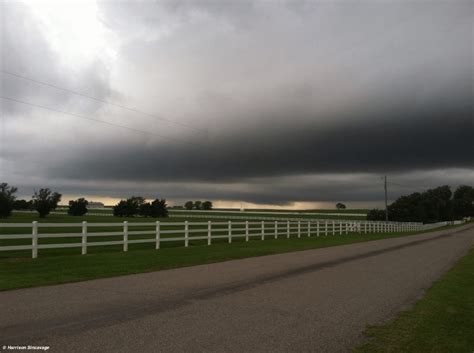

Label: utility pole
[384,176,388,221]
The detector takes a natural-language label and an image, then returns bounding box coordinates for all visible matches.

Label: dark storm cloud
[2,0,473,205]
[48,94,473,182]
[13,169,474,206]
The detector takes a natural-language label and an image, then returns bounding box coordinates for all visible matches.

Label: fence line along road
[0,219,452,259]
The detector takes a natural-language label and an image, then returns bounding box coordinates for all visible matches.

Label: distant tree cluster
[336,203,346,210]
[0,182,170,219]
[0,183,17,218]
[32,189,62,218]
[68,198,89,216]
[13,199,33,210]
[0,183,63,219]
[113,196,168,218]
[184,200,213,210]
[366,209,386,221]
[367,185,474,223]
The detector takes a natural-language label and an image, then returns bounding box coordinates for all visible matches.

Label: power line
[0,95,207,147]
[1,70,207,134]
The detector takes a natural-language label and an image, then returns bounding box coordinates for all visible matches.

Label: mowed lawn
[354,247,474,353]
[0,213,461,291]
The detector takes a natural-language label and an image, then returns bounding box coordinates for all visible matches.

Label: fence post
[155,221,161,249]
[245,221,249,242]
[316,221,320,237]
[339,221,342,235]
[185,221,189,247]
[123,221,128,252]
[32,221,38,259]
[82,221,87,255]
[274,221,278,239]
[332,220,335,235]
[308,221,311,237]
[208,221,212,245]
[325,221,328,236]
[261,221,265,240]
[228,220,232,243]
[287,220,290,238]
[297,221,301,238]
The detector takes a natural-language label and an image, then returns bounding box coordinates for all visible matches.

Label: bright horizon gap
[47,196,379,210]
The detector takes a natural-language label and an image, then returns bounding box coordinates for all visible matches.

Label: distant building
[88,201,105,209]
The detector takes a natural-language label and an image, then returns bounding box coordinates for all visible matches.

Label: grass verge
[354,246,474,353]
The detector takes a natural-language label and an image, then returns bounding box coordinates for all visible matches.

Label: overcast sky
[0,0,472,208]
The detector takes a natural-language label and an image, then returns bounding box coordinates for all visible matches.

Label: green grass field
[52,207,369,220]
[354,247,474,353]
[0,212,461,291]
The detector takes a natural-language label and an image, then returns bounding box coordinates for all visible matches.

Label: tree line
[367,185,474,223]
[0,183,171,219]
[113,196,168,218]
[0,183,62,218]
[184,200,213,210]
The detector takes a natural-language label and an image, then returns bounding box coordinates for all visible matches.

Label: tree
[452,185,474,219]
[0,183,17,218]
[194,201,202,210]
[150,199,168,217]
[336,202,346,210]
[68,198,89,216]
[32,188,61,218]
[13,199,32,210]
[367,209,386,221]
[130,196,146,208]
[126,198,169,218]
[387,186,453,223]
[113,196,146,217]
[113,200,130,217]
[184,201,194,210]
[139,202,153,217]
[202,201,213,210]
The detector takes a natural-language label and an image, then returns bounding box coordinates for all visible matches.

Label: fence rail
[0,218,451,259]
[0,219,452,258]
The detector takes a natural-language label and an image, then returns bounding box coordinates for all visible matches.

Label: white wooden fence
[0,219,447,259]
